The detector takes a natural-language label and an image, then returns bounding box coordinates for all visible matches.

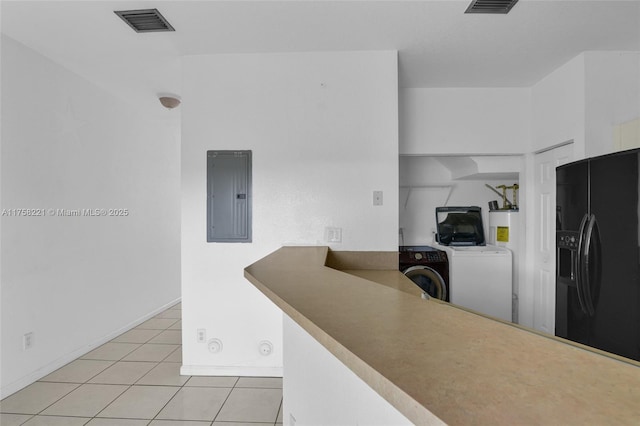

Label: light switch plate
[23,332,34,350]
[373,190,383,206]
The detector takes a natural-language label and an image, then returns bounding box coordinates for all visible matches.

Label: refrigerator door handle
[575,213,590,314]
[581,214,600,317]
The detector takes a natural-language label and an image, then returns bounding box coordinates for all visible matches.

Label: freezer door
[556,160,589,344]
[588,150,640,361]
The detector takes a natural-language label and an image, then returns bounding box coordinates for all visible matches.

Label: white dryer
[432,243,512,322]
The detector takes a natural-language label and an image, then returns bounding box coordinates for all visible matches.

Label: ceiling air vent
[465,0,519,14]
[114,9,175,33]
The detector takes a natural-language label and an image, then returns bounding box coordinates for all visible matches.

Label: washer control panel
[399,246,448,264]
[413,251,447,262]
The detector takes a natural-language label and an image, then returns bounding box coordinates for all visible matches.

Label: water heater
[489,210,520,323]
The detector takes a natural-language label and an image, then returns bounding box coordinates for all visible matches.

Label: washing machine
[399,245,450,302]
[431,243,512,321]
[432,206,512,322]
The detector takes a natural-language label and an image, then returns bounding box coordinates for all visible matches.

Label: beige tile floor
[0,303,284,426]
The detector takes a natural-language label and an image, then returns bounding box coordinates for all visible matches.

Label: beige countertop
[244,246,640,425]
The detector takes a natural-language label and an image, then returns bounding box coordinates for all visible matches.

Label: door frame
[520,141,574,331]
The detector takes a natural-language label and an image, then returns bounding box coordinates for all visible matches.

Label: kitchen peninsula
[244,246,640,425]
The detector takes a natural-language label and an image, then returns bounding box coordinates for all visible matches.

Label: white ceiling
[2,1,639,115]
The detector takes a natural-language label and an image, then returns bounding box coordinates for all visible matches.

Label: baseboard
[180,364,283,378]
[0,297,181,399]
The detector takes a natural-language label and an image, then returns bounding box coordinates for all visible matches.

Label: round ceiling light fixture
[158,94,181,109]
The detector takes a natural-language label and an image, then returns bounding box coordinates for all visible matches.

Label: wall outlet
[197,328,206,343]
[208,338,223,353]
[259,340,273,356]
[23,332,34,350]
[373,190,383,206]
[325,227,342,243]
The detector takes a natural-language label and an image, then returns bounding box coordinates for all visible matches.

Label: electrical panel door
[207,150,252,242]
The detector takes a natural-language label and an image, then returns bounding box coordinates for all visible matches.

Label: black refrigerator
[556,148,640,361]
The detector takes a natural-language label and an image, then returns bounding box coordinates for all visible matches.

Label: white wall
[531,54,585,156]
[531,51,640,158]
[181,51,399,375]
[585,51,640,158]
[0,35,181,397]
[400,88,530,155]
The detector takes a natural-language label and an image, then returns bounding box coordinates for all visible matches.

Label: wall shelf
[400,184,456,210]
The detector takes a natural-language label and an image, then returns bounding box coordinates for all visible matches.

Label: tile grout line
[5,313,178,423]
[274,398,284,426]
[93,311,183,424]
[91,316,180,423]
[146,354,195,424]
[2,310,157,422]
[4,304,283,425]
[209,382,236,424]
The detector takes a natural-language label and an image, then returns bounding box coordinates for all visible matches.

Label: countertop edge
[244,246,640,425]
[243,250,441,425]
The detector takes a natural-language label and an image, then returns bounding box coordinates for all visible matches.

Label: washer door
[403,266,447,301]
